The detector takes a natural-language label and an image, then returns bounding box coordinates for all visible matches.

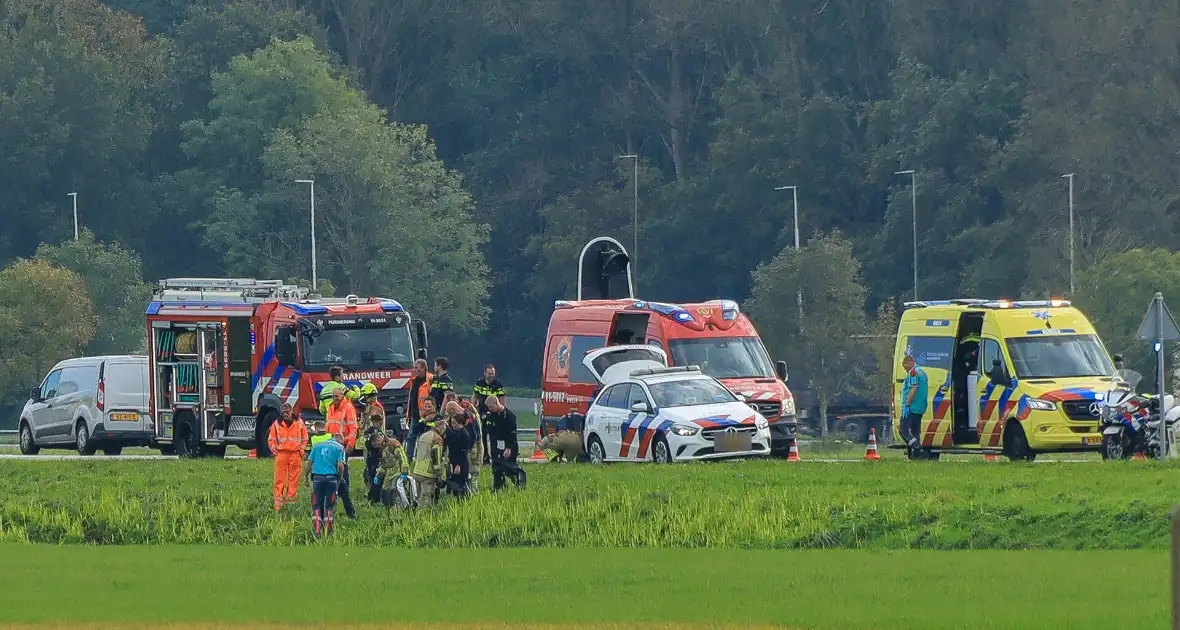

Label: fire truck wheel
[175,416,202,458]
[254,409,278,458]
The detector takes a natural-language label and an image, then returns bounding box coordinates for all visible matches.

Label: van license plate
[110,413,139,421]
[1082,436,1102,445]
[715,432,752,453]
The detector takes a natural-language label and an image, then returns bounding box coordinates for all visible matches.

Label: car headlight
[1026,398,1057,411]
[671,424,699,437]
[781,397,796,416]
[755,416,768,430]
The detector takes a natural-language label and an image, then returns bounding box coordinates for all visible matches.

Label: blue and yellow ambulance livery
[892,299,1117,460]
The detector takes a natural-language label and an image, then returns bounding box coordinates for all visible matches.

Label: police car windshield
[647,378,736,408]
[303,325,413,371]
[1006,334,1113,379]
[667,337,774,379]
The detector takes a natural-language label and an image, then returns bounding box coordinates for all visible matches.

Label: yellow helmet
[359,383,379,397]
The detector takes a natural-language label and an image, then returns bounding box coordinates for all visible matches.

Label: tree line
[2,0,1179,424]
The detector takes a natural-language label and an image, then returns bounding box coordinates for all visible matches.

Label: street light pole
[617,154,639,290]
[775,185,804,331]
[1062,173,1075,295]
[67,192,78,240]
[295,179,317,291]
[894,170,918,300]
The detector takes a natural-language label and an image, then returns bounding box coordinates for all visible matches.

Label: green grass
[0,545,1164,629]
[1,457,1176,549]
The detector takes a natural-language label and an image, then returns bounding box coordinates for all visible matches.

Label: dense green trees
[2,0,1179,407]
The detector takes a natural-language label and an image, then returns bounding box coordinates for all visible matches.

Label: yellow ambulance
[891,299,1117,460]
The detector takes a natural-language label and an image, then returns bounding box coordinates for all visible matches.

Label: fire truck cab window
[302,322,413,371]
[276,326,298,367]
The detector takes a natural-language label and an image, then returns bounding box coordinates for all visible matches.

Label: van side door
[29,369,62,442]
[897,330,956,448]
[55,364,98,440]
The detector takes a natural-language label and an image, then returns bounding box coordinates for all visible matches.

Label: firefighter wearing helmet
[359,382,387,504]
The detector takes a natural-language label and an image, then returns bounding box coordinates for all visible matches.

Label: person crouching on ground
[443,401,474,500]
[539,412,584,463]
[374,430,412,510]
[411,415,446,507]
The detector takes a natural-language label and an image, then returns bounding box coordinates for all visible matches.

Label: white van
[19,356,151,456]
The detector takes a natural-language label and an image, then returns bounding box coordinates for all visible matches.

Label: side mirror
[775,360,788,382]
[414,320,429,358]
[1112,353,1124,370]
[630,401,651,414]
[29,387,41,403]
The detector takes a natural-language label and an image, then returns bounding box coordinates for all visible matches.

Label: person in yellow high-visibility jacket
[318,366,360,416]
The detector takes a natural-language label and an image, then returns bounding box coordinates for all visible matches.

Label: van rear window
[904,336,954,371]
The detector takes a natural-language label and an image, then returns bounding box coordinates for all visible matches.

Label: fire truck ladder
[155,278,311,303]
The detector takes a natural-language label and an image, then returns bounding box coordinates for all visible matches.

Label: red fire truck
[539,238,798,452]
[145,278,428,457]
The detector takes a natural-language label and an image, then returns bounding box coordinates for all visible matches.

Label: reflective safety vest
[310,432,332,448]
[326,401,358,450]
[318,381,360,415]
[267,419,308,454]
[411,431,443,479]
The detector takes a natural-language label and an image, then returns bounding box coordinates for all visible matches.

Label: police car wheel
[587,436,606,464]
[652,436,672,464]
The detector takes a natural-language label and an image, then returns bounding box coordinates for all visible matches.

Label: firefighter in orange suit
[268,403,309,510]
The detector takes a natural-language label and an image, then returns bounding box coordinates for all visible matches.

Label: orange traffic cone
[863,429,881,461]
[984,453,998,462]
[786,439,801,462]
[529,427,547,461]
[248,449,257,459]
[1133,452,1148,461]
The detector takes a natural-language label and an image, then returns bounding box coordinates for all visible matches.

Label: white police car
[580,345,771,463]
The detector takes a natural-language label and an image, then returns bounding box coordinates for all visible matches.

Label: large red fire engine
[145,278,428,457]
[539,238,798,452]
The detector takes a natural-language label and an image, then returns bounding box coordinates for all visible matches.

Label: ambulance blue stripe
[931,374,951,410]
[996,385,1015,418]
[978,382,996,417]
[251,344,275,391]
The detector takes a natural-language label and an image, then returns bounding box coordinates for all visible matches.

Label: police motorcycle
[1099,362,1180,460]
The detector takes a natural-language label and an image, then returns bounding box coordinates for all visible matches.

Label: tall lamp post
[617,154,639,289]
[894,170,918,300]
[774,185,804,330]
[67,192,79,240]
[1062,173,1075,295]
[295,179,317,291]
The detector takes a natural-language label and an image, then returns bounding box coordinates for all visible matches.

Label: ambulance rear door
[896,315,956,449]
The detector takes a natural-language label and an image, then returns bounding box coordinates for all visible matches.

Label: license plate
[110,413,139,421]
[715,432,752,453]
[1082,436,1102,445]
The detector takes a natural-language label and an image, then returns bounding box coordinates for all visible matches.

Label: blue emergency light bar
[904,299,1071,310]
[379,300,404,312]
[284,302,329,315]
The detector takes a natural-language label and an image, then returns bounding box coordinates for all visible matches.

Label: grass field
[1,457,1176,549]
[0,544,1166,629]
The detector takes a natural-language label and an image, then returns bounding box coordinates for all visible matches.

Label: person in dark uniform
[484,395,526,490]
[443,401,473,499]
[472,364,505,463]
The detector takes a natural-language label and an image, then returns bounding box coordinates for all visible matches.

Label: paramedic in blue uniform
[900,354,929,459]
[304,431,347,537]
